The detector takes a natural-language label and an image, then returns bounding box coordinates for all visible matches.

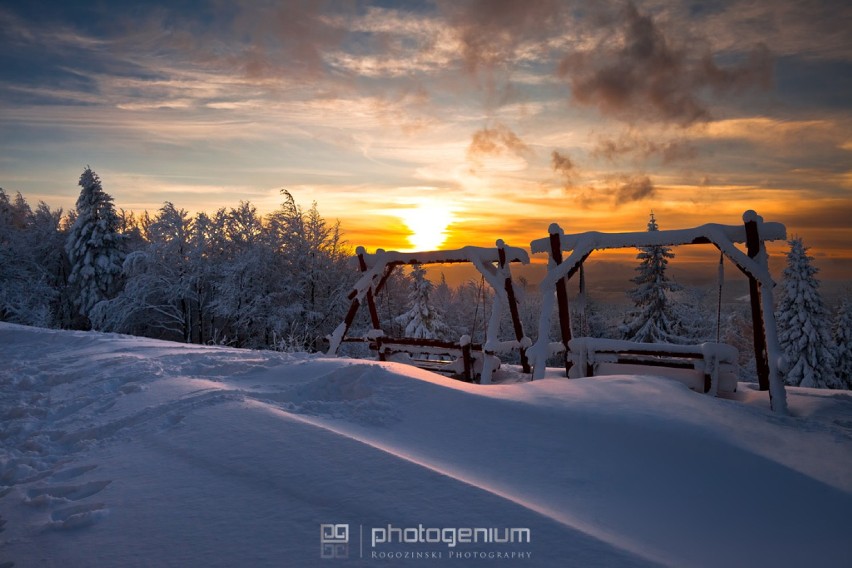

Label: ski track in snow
[1,322,851,567]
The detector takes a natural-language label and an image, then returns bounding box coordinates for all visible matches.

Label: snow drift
[1,322,850,567]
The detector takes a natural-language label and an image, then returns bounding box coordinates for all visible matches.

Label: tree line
[0,167,354,351]
[1,168,849,388]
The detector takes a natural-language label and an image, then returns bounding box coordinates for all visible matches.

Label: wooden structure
[527,210,789,413]
[566,338,739,396]
[327,240,531,384]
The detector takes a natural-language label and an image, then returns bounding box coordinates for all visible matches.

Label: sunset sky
[2,0,851,281]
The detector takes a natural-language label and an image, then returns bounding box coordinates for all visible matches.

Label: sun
[397,201,455,251]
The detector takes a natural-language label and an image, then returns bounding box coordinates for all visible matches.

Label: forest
[1,167,849,389]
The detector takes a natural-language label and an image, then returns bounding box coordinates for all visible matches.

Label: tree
[831,298,852,389]
[29,200,73,327]
[264,191,352,351]
[775,237,840,388]
[0,190,67,327]
[92,202,197,341]
[209,200,277,347]
[620,212,689,343]
[395,264,450,339]
[64,167,126,326]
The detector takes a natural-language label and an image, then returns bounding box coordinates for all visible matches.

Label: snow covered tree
[396,264,450,339]
[775,237,840,388]
[0,190,73,327]
[0,190,55,326]
[65,167,126,326]
[208,201,276,347]
[28,200,73,327]
[831,298,852,389]
[263,191,353,351]
[92,202,197,341]
[620,212,689,343]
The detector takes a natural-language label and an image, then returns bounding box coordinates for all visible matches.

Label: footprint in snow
[25,480,111,505]
[50,464,98,482]
[45,502,108,531]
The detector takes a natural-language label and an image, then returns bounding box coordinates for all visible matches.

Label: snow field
[1,322,850,567]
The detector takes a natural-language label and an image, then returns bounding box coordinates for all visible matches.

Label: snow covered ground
[1,322,850,567]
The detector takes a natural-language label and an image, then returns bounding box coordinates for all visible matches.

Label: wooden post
[357,252,381,330]
[549,228,573,376]
[498,244,530,373]
[462,341,472,382]
[341,299,361,337]
[744,217,771,391]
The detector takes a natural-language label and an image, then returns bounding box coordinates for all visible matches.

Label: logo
[320,522,533,561]
[320,524,349,559]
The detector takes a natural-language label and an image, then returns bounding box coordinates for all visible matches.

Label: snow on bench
[374,335,501,383]
[566,337,739,396]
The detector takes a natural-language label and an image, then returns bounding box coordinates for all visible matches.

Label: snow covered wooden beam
[355,244,530,269]
[531,220,786,254]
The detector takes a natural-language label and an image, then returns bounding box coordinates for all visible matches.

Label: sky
[1,0,851,281]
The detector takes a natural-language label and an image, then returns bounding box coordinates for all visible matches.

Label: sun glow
[397,201,455,252]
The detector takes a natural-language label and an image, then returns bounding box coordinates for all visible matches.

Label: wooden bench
[566,337,739,395]
[371,337,480,382]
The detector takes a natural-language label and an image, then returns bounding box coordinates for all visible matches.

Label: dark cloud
[551,150,577,187]
[228,1,351,79]
[613,175,655,203]
[467,123,531,160]
[593,132,697,164]
[437,0,569,108]
[778,199,852,231]
[94,1,352,85]
[438,0,563,74]
[551,150,575,175]
[566,174,655,208]
[558,2,773,124]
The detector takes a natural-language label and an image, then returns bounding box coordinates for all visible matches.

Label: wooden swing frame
[528,210,789,413]
[327,240,531,383]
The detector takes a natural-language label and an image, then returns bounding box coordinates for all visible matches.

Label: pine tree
[831,298,852,389]
[65,167,126,325]
[620,212,688,343]
[775,237,840,388]
[396,264,450,339]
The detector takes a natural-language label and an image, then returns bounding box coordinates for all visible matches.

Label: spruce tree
[396,264,450,340]
[832,298,852,389]
[620,212,687,343]
[775,237,840,388]
[65,167,126,325]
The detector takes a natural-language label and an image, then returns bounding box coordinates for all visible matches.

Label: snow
[566,338,740,395]
[528,212,789,413]
[355,245,530,269]
[533,220,781,290]
[530,217,786,257]
[2,322,851,567]
[330,242,530,371]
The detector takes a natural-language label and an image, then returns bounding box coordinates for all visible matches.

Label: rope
[578,263,587,337]
[716,252,724,343]
[470,274,485,341]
